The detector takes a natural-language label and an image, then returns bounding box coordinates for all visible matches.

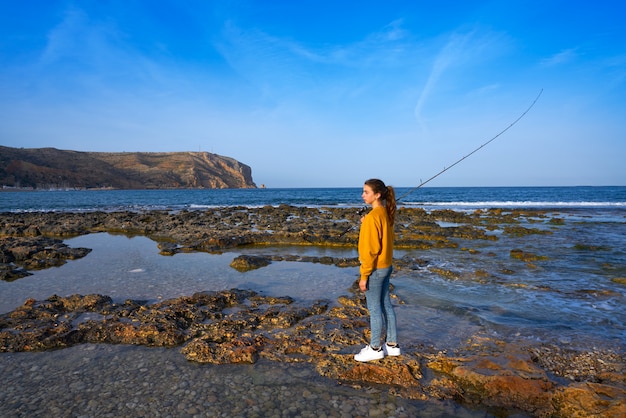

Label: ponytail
[364,179,396,226]
[386,185,396,226]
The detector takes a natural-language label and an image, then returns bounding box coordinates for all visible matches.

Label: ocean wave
[406,201,626,208]
[3,187,626,212]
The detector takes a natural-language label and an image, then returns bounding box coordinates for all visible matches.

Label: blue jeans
[365,266,397,348]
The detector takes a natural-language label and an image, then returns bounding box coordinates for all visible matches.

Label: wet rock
[0,264,31,281]
[182,335,265,364]
[573,243,612,251]
[279,254,360,268]
[529,344,625,383]
[611,277,626,285]
[157,242,179,256]
[0,248,16,263]
[318,354,424,388]
[504,225,552,236]
[510,248,549,262]
[230,255,271,272]
[46,294,114,311]
[429,267,460,280]
[0,289,326,354]
[553,383,626,417]
[0,236,91,280]
[427,346,555,416]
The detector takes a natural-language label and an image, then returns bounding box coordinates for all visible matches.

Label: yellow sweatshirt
[358,206,394,278]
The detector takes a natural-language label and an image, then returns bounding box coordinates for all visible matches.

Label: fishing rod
[397,88,543,202]
[337,88,543,237]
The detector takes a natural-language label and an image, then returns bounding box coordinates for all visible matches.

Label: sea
[1,186,625,417]
[2,185,626,212]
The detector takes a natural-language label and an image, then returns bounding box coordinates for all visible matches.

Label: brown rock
[182,335,264,364]
[230,255,271,272]
[0,236,91,280]
[553,383,626,417]
[427,350,555,416]
[320,354,423,387]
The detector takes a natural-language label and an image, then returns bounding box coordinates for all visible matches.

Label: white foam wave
[405,201,626,208]
[189,204,220,209]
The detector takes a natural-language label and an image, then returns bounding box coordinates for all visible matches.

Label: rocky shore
[1,207,625,417]
[0,146,256,189]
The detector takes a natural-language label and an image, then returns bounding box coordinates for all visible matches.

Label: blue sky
[1,1,625,187]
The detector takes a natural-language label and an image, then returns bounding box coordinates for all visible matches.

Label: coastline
[1,207,624,416]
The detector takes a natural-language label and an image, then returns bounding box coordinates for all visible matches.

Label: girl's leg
[365,269,385,348]
[380,268,397,344]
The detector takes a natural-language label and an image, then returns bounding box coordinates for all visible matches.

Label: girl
[354,178,401,362]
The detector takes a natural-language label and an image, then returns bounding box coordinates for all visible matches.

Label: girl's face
[362,184,380,206]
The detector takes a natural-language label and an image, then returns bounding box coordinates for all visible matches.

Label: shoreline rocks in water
[1,289,624,417]
[0,236,92,281]
[0,207,624,416]
[0,206,544,280]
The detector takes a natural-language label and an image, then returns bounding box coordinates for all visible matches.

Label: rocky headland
[0,146,256,189]
[0,207,624,417]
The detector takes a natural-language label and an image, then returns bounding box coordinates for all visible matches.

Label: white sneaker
[383,343,401,357]
[354,345,384,362]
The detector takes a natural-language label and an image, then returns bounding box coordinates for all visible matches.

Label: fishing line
[396,88,543,202]
[337,88,543,238]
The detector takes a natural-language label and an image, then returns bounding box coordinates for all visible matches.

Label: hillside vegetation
[0,146,256,190]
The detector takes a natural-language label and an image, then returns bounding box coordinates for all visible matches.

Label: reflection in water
[0,233,358,312]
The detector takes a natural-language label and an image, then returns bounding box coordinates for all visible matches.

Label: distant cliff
[0,146,257,190]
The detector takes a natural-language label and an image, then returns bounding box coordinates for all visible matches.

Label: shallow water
[0,233,359,311]
[393,210,626,348]
[0,344,494,418]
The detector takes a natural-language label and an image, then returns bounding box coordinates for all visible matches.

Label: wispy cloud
[540,48,578,67]
[35,5,167,97]
[211,17,422,122]
[413,28,509,135]
[413,32,474,130]
[39,7,87,64]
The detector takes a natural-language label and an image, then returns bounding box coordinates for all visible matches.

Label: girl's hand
[359,278,368,292]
